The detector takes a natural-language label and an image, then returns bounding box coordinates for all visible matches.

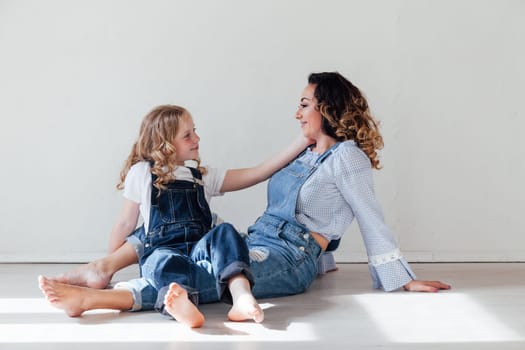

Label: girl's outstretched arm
[220,134,311,193]
[107,199,140,253]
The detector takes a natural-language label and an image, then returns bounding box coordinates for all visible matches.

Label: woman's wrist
[403,280,413,291]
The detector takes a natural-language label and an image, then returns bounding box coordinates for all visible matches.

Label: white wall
[0,0,523,262]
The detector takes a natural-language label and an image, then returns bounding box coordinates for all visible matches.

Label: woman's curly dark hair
[308,72,384,169]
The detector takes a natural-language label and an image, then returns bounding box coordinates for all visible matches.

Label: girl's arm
[220,134,311,193]
[107,198,140,253]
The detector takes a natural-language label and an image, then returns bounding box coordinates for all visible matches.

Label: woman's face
[296,84,323,140]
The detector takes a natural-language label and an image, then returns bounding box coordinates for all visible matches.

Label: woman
[40,72,449,319]
[245,72,448,295]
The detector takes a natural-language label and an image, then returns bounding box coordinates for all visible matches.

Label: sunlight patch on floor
[0,297,64,314]
[352,292,523,343]
[0,298,317,343]
[0,322,317,343]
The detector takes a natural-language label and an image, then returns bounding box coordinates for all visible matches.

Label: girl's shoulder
[200,165,225,180]
[127,161,151,179]
[129,161,151,171]
[200,165,227,194]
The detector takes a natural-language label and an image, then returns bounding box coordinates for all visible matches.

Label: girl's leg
[192,223,264,323]
[38,275,134,317]
[140,248,206,328]
[51,242,138,288]
[163,282,205,328]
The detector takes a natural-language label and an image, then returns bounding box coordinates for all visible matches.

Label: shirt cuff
[368,253,416,292]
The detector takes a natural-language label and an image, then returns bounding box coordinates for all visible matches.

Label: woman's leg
[227,274,264,323]
[246,222,321,299]
[51,242,138,288]
[38,275,134,317]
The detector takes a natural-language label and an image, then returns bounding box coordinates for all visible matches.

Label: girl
[38,104,311,327]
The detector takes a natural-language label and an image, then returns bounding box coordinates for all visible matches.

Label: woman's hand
[403,280,451,292]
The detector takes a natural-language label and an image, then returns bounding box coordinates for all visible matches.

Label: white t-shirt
[122,161,226,232]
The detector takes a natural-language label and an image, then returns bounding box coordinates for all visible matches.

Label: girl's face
[173,116,200,164]
[295,84,323,140]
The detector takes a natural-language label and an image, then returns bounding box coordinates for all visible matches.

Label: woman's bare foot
[164,283,205,328]
[227,294,264,323]
[38,275,91,317]
[50,261,113,289]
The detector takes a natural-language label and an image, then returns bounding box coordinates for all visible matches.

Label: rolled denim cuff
[113,281,142,311]
[126,233,144,259]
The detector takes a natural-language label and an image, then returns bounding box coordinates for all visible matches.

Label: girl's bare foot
[164,283,205,328]
[38,275,134,317]
[50,261,113,289]
[50,243,139,289]
[38,275,90,317]
[228,294,264,323]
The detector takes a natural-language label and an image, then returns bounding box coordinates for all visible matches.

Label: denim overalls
[118,167,253,312]
[247,143,341,298]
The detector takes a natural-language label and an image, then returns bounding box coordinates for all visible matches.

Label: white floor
[1,263,524,350]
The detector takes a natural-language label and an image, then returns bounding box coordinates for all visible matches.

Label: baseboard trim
[1,251,524,263]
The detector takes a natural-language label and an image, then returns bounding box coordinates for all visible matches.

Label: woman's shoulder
[331,140,372,173]
[335,140,368,159]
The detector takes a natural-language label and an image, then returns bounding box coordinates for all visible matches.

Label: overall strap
[187,167,203,180]
[315,142,341,166]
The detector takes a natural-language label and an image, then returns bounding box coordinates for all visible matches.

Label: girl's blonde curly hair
[308,72,384,169]
[117,105,204,193]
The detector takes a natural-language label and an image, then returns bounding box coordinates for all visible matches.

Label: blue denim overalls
[120,167,253,312]
[247,143,341,298]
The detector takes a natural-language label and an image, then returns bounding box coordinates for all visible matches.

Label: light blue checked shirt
[296,140,416,291]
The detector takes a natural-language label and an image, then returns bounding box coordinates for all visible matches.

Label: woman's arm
[335,145,450,292]
[107,198,140,253]
[220,134,311,193]
[404,280,451,292]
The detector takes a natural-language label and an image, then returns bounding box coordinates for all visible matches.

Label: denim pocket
[277,233,305,265]
[157,189,197,223]
[147,222,203,250]
[281,163,311,180]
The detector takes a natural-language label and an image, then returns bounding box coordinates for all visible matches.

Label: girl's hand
[403,280,451,292]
